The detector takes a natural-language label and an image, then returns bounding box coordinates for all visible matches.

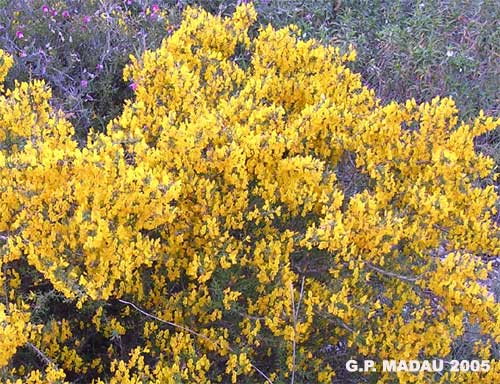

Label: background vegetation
[0,1,498,383]
[1,1,498,130]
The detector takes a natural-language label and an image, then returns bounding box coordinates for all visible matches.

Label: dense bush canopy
[0,4,499,383]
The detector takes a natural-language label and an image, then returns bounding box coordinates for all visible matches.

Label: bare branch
[365,262,418,282]
[289,282,297,384]
[289,277,304,384]
[27,342,55,367]
[118,298,273,384]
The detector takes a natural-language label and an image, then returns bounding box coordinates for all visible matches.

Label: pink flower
[96,63,103,71]
[51,9,58,17]
[15,30,24,39]
[151,4,160,13]
[80,80,88,88]
[42,5,50,13]
[129,82,138,91]
[83,15,91,24]
[62,10,70,18]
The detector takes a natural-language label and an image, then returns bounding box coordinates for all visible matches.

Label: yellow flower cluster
[0,303,31,367]
[0,3,499,383]
[0,49,12,93]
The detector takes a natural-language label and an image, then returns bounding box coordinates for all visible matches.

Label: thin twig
[289,282,296,384]
[289,277,305,384]
[27,342,55,367]
[365,262,418,282]
[296,277,305,319]
[339,320,354,334]
[118,299,273,384]
[2,264,9,308]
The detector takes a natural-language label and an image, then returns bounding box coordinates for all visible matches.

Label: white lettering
[346,360,358,372]
[383,360,397,372]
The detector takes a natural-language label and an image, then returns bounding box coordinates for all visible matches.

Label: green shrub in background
[1,0,497,134]
[319,0,500,168]
[0,0,178,140]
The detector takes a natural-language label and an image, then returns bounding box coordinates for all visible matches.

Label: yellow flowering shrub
[0,3,499,383]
